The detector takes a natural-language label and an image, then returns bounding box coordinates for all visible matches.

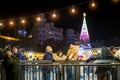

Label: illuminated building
[32,14,63,46]
[65,29,75,44]
[65,29,79,44]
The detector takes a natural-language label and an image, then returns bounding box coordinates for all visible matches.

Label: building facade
[65,29,79,44]
[32,14,63,46]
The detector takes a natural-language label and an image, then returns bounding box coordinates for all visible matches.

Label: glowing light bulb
[10,21,13,25]
[91,1,95,7]
[90,0,97,10]
[112,0,120,3]
[21,20,25,24]
[71,8,75,13]
[0,23,3,26]
[52,13,56,18]
[70,6,77,15]
[37,17,41,21]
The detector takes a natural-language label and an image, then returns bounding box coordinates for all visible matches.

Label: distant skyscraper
[79,13,91,49]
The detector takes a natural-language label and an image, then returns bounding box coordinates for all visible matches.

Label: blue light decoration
[18,29,27,37]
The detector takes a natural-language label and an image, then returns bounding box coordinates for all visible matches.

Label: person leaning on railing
[55,50,66,60]
[42,46,55,80]
[86,47,120,80]
[109,46,120,60]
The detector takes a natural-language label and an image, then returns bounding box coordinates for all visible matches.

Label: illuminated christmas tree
[79,13,91,49]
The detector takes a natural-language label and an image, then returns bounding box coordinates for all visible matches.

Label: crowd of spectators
[0,44,120,80]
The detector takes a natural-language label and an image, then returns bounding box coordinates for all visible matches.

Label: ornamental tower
[79,13,91,49]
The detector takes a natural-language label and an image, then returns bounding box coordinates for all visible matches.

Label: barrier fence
[0,60,120,80]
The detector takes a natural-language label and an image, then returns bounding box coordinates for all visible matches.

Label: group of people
[0,45,26,60]
[1,44,120,80]
[1,45,27,80]
[42,44,120,62]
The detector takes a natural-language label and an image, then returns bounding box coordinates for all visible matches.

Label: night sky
[0,0,120,42]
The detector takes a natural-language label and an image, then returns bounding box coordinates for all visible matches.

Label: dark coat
[3,56,19,80]
[42,52,54,60]
[42,52,54,73]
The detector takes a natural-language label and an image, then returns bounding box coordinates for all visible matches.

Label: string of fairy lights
[0,0,119,29]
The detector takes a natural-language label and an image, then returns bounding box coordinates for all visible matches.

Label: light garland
[0,0,91,28]
[0,0,119,29]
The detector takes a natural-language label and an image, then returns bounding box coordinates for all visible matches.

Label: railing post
[1,67,5,80]
[75,65,80,80]
[60,64,63,80]
[1,60,120,80]
[118,65,120,80]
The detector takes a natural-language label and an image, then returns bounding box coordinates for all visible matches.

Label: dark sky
[0,0,120,42]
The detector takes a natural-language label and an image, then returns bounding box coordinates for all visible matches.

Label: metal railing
[0,60,120,80]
